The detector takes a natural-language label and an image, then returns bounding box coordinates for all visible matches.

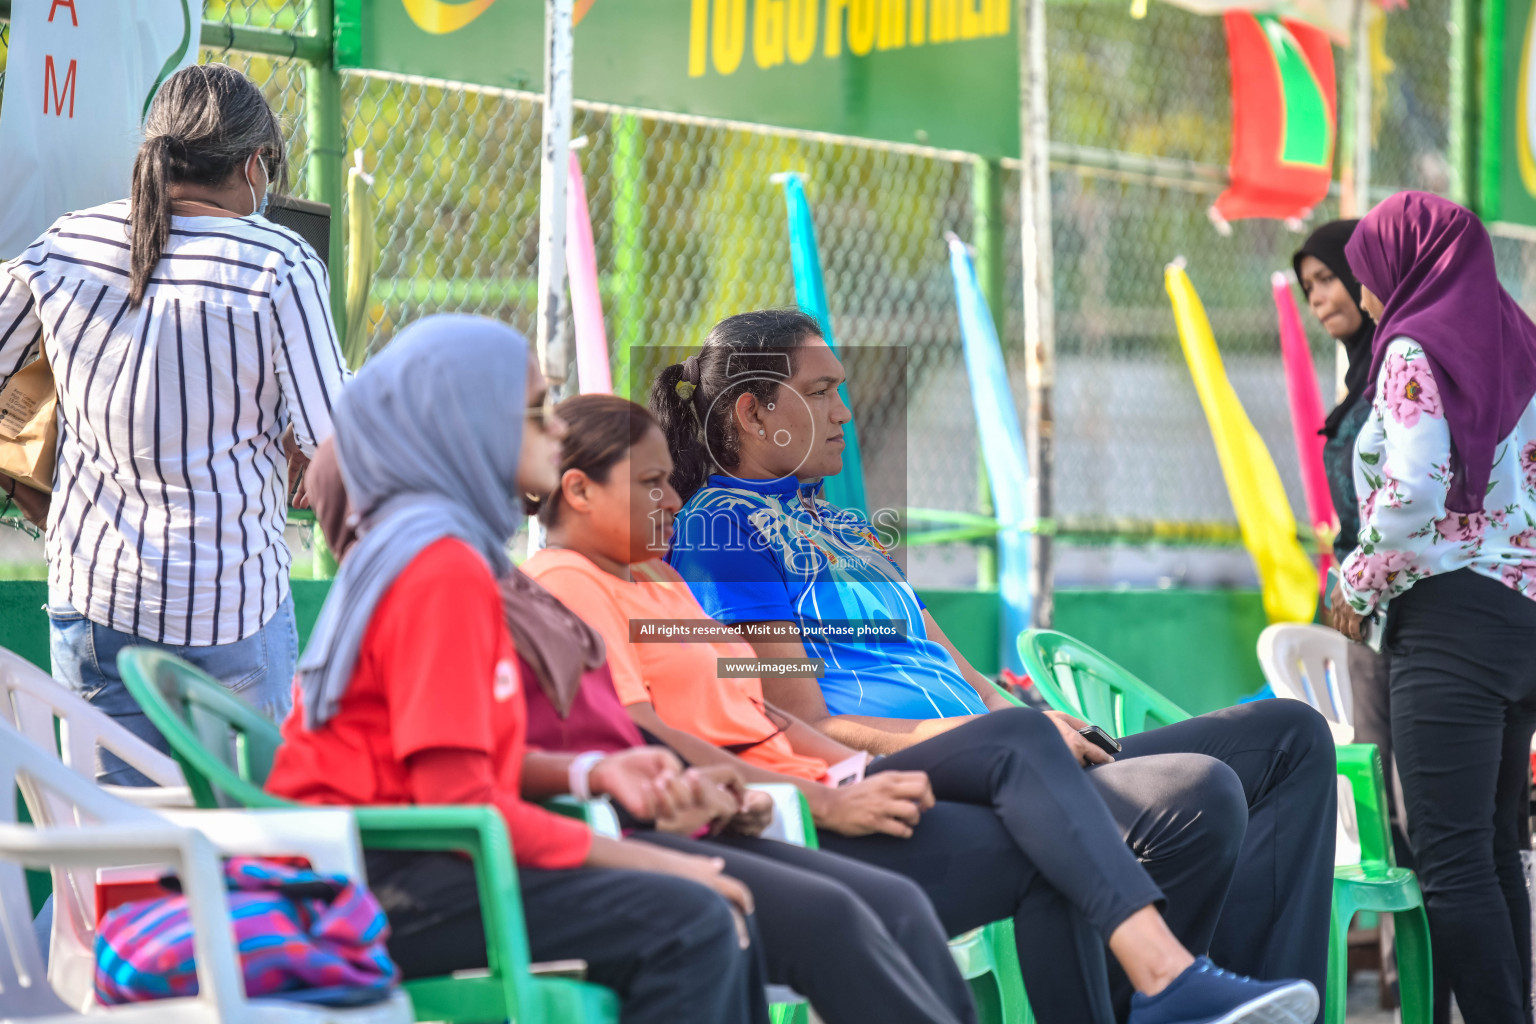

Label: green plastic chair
[1017,628,1432,1024]
[1328,743,1433,1024]
[1016,629,1190,736]
[117,647,618,1024]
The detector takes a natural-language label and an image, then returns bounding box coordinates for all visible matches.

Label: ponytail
[128,136,176,307]
[646,308,821,504]
[649,358,712,504]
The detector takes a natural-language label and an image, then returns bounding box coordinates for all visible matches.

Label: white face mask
[246,156,269,217]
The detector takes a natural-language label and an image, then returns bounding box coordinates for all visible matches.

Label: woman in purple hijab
[1331,191,1536,1023]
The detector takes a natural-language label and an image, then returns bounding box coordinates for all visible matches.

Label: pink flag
[567,150,612,394]
[1271,272,1338,580]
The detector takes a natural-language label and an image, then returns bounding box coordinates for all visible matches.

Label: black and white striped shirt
[0,200,348,647]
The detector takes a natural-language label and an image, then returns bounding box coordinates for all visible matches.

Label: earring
[758,429,767,437]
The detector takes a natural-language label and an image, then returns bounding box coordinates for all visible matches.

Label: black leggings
[1116,698,1338,1020]
[1387,569,1536,1024]
[820,701,1335,1024]
[363,850,769,1024]
[636,831,976,1024]
[820,706,1242,1024]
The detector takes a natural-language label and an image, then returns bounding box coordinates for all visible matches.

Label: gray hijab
[295,314,529,728]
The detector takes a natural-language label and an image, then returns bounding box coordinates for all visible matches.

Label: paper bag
[0,350,58,494]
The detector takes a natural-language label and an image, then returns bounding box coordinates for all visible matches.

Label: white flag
[0,0,202,259]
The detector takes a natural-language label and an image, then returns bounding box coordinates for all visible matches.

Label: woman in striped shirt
[0,64,347,784]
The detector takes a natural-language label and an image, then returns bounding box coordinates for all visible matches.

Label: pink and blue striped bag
[95,857,399,1005]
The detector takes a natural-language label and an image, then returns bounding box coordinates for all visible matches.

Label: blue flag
[778,173,868,515]
[947,234,1031,670]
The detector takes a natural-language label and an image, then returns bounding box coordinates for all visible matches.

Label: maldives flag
[1212,12,1337,224]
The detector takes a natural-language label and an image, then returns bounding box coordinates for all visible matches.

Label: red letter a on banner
[43,56,78,118]
[47,0,78,25]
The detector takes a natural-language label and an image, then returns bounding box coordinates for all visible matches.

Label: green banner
[335,0,1020,156]
[1482,0,1536,224]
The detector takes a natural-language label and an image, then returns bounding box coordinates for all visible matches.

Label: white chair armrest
[0,822,200,868]
[102,784,196,809]
[159,807,365,879]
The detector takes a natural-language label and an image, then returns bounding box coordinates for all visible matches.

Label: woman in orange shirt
[526,394,1319,1024]
[265,315,766,1024]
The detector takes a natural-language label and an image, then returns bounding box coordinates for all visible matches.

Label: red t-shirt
[266,538,592,870]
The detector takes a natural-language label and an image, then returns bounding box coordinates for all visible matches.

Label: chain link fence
[0,0,1518,587]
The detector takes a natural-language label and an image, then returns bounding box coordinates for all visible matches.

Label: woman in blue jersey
[654,309,1338,1022]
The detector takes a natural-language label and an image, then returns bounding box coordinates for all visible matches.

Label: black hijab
[1293,219,1376,438]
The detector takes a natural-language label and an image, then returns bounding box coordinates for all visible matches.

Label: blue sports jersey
[666,474,988,720]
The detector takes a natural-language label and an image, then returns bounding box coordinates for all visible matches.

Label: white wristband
[568,751,606,802]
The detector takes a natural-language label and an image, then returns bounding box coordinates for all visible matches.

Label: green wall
[918,588,1270,715]
[2,581,47,671]
[0,579,335,673]
[3,581,1268,714]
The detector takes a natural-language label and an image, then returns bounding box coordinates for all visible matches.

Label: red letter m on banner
[43,56,78,118]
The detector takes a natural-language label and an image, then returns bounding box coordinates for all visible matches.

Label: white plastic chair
[0,716,413,1023]
[0,646,197,1003]
[0,647,192,808]
[1256,624,1356,743]
[1256,623,1364,866]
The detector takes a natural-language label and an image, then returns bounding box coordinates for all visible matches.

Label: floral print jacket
[1339,338,1536,615]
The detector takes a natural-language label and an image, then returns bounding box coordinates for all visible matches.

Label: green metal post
[304,0,344,579]
[971,156,1006,590]
[1481,0,1506,218]
[305,0,347,335]
[1447,0,1479,209]
[611,114,646,399]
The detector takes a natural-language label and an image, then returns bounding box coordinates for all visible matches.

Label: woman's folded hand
[588,746,685,819]
[813,770,933,838]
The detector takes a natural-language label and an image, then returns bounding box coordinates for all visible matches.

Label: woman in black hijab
[1293,222,1411,872]
[1294,220,1376,558]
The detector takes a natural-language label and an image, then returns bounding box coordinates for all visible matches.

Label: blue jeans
[47,595,298,786]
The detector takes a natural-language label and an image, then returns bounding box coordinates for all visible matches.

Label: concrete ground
[1345,969,1461,1023]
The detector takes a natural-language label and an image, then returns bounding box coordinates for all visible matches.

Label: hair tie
[675,354,703,406]
[150,134,188,162]
[675,357,706,435]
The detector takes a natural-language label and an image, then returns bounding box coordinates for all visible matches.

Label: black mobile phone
[1078,725,1122,755]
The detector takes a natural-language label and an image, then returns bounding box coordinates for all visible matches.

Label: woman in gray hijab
[265,314,768,1024]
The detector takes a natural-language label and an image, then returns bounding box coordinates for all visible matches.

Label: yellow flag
[343,161,378,371]
[1165,261,1317,623]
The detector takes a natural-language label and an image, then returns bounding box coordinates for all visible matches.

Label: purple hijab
[1345,191,1536,513]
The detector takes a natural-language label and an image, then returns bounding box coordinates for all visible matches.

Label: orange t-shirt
[266,538,592,870]
[524,548,829,782]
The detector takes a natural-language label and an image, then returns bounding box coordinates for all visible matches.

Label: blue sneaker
[1127,957,1319,1024]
